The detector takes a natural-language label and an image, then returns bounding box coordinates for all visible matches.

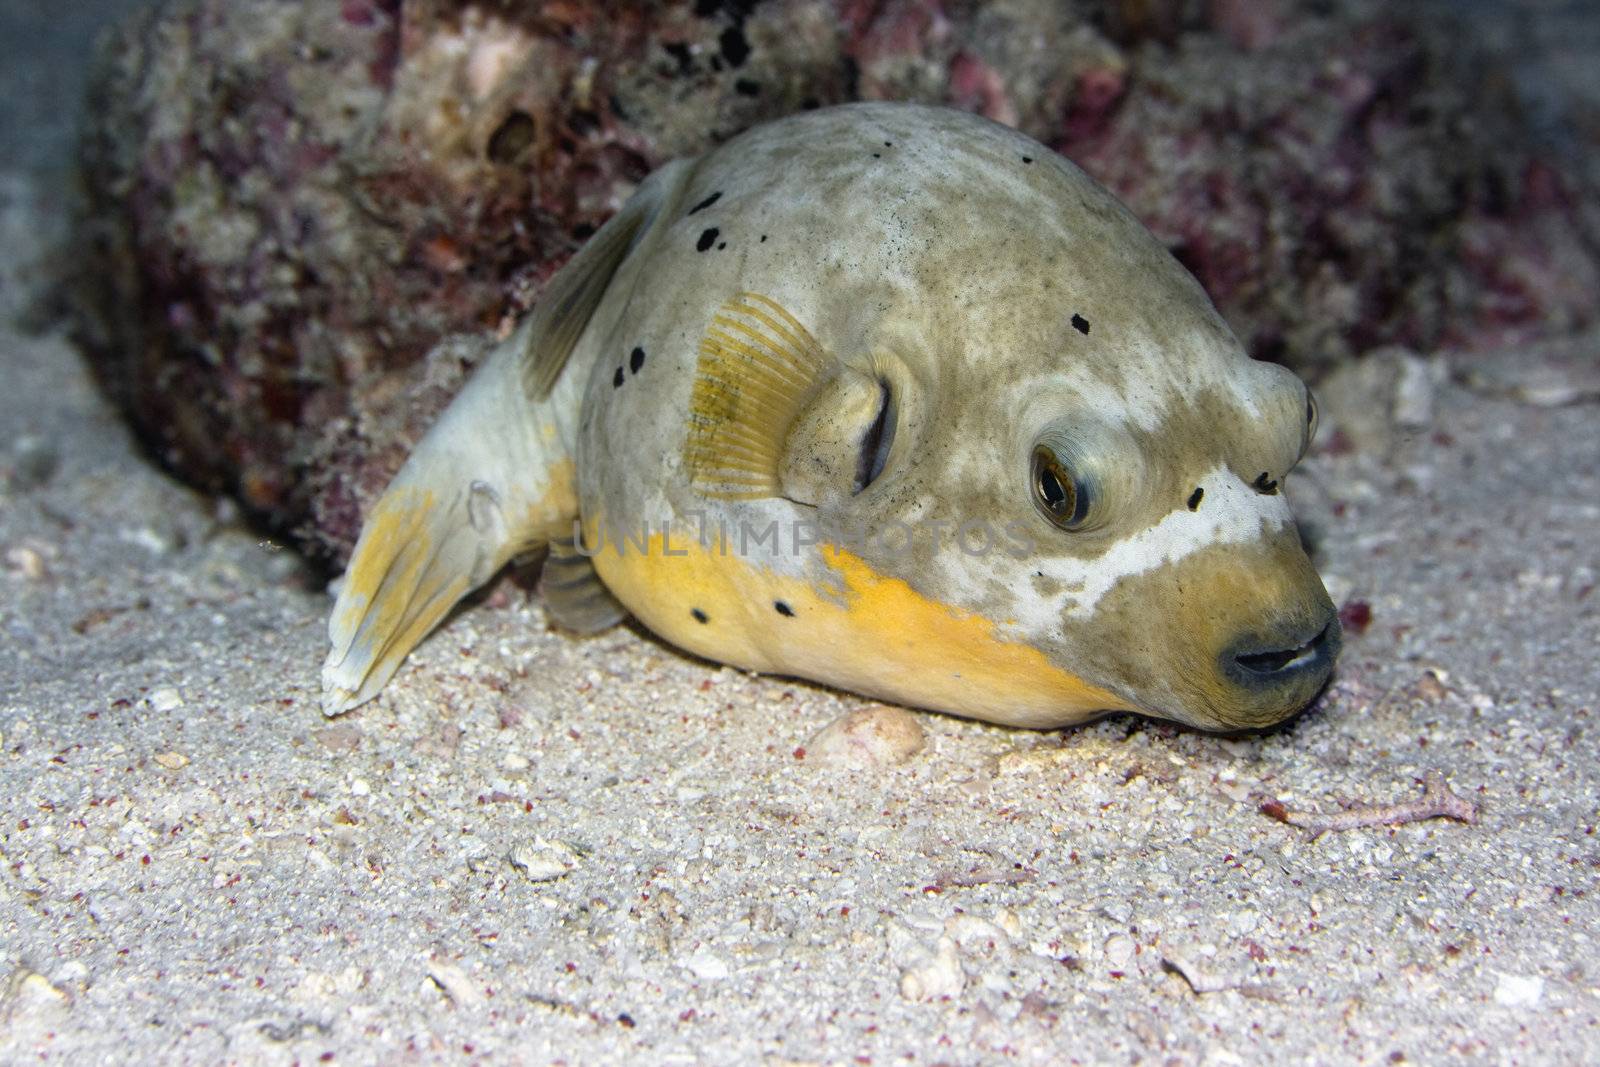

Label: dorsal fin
[684,293,837,500]
[520,158,696,400]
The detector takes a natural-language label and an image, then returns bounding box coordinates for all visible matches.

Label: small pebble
[1161,948,1233,995]
[899,936,964,1001]
[1338,599,1373,636]
[316,724,362,752]
[53,961,90,992]
[1393,352,1437,428]
[426,961,483,1007]
[1494,973,1543,1007]
[4,545,46,580]
[120,525,178,556]
[8,435,59,490]
[147,688,184,712]
[806,704,925,769]
[1414,670,1449,703]
[17,971,71,1010]
[153,751,189,770]
[508,837,581,882]
[1103,933,1137,970]
[681,950,731,981]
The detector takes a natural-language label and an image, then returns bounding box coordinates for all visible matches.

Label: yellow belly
[585,519,1131,728]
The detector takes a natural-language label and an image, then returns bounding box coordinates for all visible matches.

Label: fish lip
[1220,615,1342,692]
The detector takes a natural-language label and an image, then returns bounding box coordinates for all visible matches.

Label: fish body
[324,103,1339,731]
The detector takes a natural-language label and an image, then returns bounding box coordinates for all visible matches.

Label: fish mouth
[1223,616,1340,690]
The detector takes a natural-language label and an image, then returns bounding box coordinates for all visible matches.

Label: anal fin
[540,538,627,634]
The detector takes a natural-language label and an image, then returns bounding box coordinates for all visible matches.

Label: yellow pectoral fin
[684,293,837,501]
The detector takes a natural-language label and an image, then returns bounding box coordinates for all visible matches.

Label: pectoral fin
[684,293,898,507]
[684,293,837,500]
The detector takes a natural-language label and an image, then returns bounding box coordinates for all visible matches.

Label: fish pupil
[1039,468,1067,509]
[1031,445,1088,529]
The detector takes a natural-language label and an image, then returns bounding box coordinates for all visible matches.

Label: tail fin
[320,335,578,715]
[321,159,696,715]
[321,160,697,715]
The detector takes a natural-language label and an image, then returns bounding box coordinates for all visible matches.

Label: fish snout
[1058,528,1341,731]
[1216,612,1341,725]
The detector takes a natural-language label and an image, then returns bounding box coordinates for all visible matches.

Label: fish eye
[1031,444,1094,530]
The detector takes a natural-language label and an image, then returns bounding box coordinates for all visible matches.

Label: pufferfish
[323,102,1340,731]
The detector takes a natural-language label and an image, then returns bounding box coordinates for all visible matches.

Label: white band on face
[1009,464,1293,630]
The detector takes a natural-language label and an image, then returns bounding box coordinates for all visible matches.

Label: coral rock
[68,0,1599,559]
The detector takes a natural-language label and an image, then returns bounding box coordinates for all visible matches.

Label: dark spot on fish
[734,78,761,96]
[774,600,794,617]
[759,234,767,242]
[663,41,694,76]
[872,152,881,159]
[1187,487,1204,511]
[1022,155,1034,164]
[697,228,719,252]
[719,24,750,67]
[717,241,727,250]
[612,367,625,389]
[1253,472,1279,495]
[884,141,893,147]
[629,346,646,374]
[691,608,709,624]
[688,191,722,216]
[1071,313,1090,335]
